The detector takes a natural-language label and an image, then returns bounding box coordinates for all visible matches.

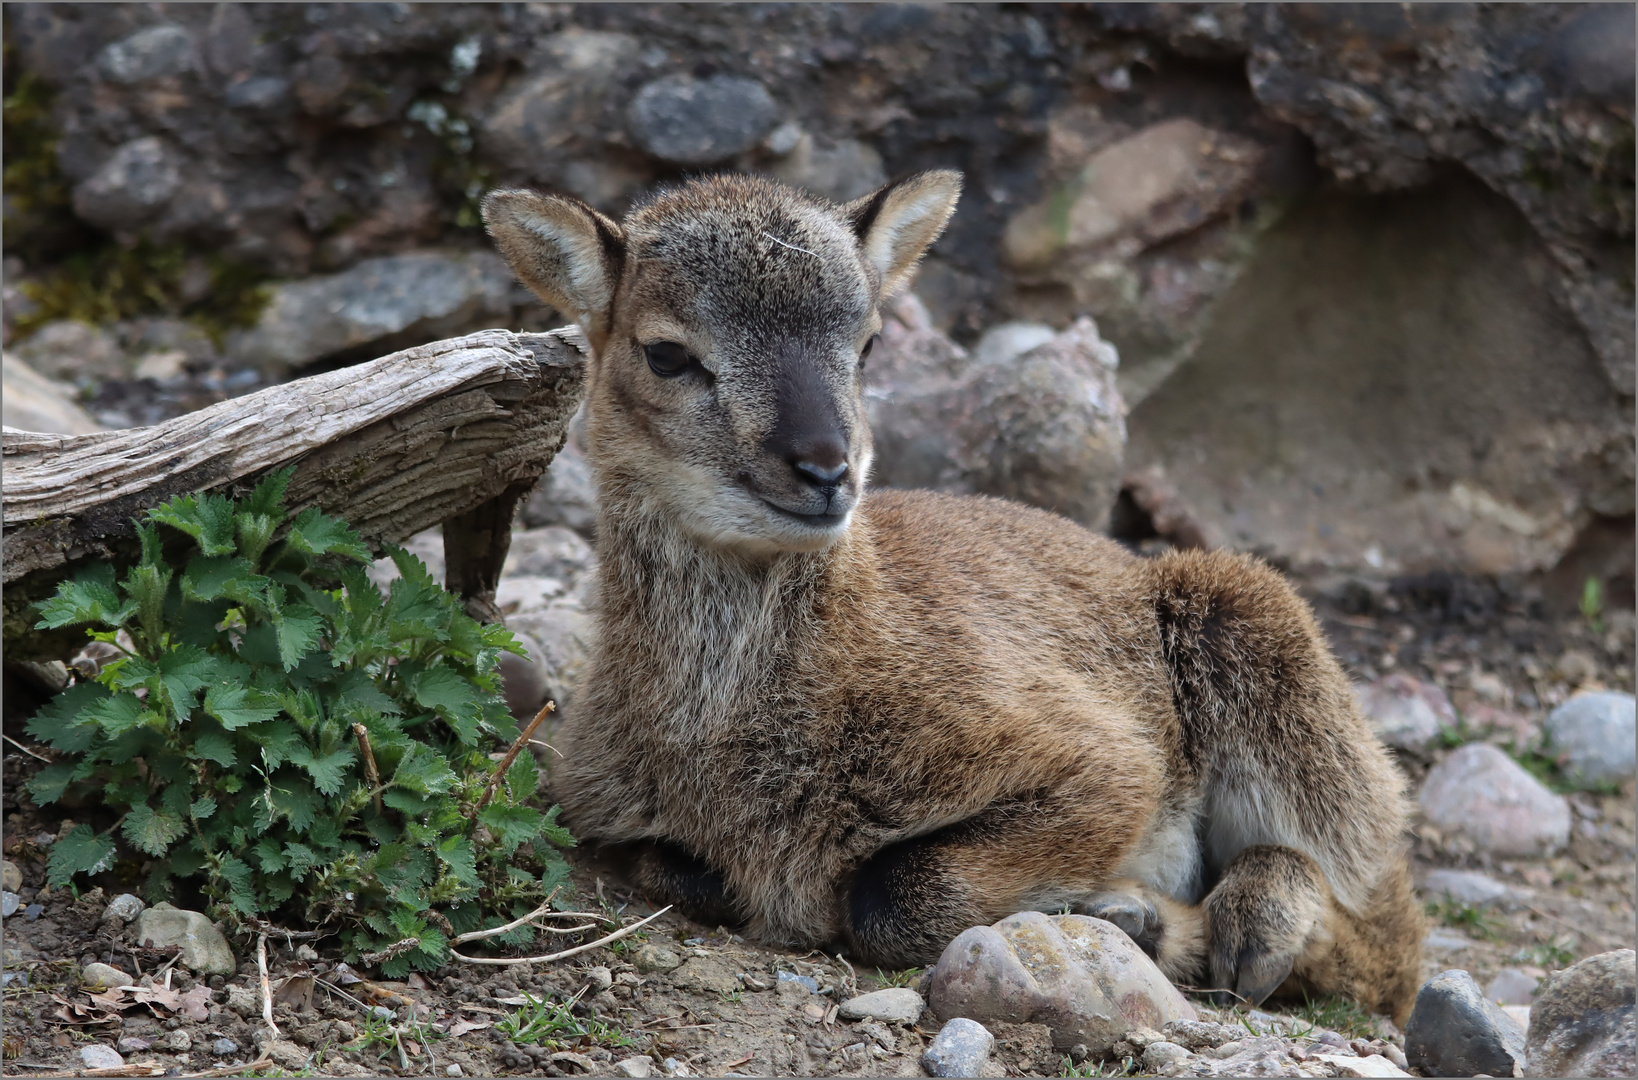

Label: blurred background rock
[2,2,1631,614]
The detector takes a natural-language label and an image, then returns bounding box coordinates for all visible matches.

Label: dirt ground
[2,571,1633,1079]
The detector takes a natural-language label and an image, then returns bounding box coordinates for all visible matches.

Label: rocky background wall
[4,2,1633,607]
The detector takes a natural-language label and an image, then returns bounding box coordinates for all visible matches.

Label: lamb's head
[482,171,961,556]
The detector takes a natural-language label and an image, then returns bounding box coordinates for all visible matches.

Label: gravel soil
[2,573,1632,1078]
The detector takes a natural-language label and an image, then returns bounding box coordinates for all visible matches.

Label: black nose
[793,458,849,488]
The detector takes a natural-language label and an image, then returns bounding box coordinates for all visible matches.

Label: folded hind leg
[1203,845,1328,1009]
[1203,844,1425,1026]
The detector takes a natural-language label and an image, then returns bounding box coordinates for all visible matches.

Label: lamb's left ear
[482,188,625,348]
[842,170,963,299]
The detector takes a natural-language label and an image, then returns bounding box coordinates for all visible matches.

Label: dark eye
[860,334,878,367]
[644,341,697,377]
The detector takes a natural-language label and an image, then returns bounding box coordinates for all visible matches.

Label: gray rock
[1526,949,1636,1078]
[631,944,682,975]
[1165,1035,1312,1076]
[614,1057,655,1078]
[101,892,146,924]
[1424,928,1475,953]
[1356,675,1456,756]
[838,987,924,1023]
[81,962,136,989]
[167,1030,193,1052]
[929,910,1195,1054]
[117,1036,153,1054]
[0,892,19,918]
[500,629,552,723]
[24,904,43,921]
[1545,692,1636,788]
[971,322,1058,368]
[1,354,105,434]
[869,303,1127,531]
[225,984,260,1017]
[1404,969,1526,1079]
[508,602,592,718]
[0,861,18,892]
[1485,967,1539,1006]
[1418,743,1571,856]
[73,136,183,233]
[446,1066,465,1078]
[1161,1020,1244,1052]
[1142,1040,1192,1070]
[521,441,598,538]
[922,1017,995,1078]
[505,525,596,583]
[225,75,290,110]
[1423,868,1517,909]
[226,252,514,375]
[628,74,779,165]
[80,1045,125,1070]
[768,133,887,203]
[669,957,740,996]
[131,902,237,975]
[11,321,129,383]
[97,24,195,83]
[213,1038,240,1056]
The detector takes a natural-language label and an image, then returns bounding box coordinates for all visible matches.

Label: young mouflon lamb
[481,171,1425,1022]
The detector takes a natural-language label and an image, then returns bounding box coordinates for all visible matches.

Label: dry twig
[451,906,671,967]
[352,724,382,814]
[256,934,280,1039]
[2,732,52,762]
[475,701,554,812]
[179,1053,274,1077]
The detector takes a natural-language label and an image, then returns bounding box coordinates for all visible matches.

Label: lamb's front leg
[843,781,1153,968]
[598,839,747,930]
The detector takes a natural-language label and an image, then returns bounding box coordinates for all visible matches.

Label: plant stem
[475,701,554,813]
[353,723,383,814]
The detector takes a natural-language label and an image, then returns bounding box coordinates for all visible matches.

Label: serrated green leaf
[240,467,293,523]
[388,742,457,796]
[123,562,173,649]
[216,855,258,915]
[86,692,157,737]
[434,835,477,885]
[25,682,109,754]
[504,755,538,803]
[410,665,483,743]
[263,773,322,832]
[252,838,286,872]
[134,519,164,565]
[190,729,237,768]
[27,763,80,805]
[150,492,237,556]
[34,564,135,630]
[46,824,115,886]
[270,596,324,672]
[478,804,543,854]
[538,804,576,849]
[204,684,282,730]
[288,743,357,797]
[124,804,187,857]
[191,795,218,820]
[285,507,371,563]
[181,555,256,601]
[235,512,278,566]
[243,720,305,771]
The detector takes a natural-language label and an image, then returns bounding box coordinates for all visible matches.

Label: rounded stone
[1418,743,1571,855]
[1355,674,1456,756]
[628,74,778,165]
[80,1045,125,1070]
[101,892,146,924]
[837,987,924,1023]
[72,136,183,232]
[131,902,237,975]
[81,962,136,989]
[631,943,681,975]
[1,860,21,892]
[1545,691,1636,788]
[922,1017,996,1078]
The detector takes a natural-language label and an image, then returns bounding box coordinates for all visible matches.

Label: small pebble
[586,965,614,992]
[81,962,136,989]
[1,891,19,917]
[371,1006,396,1021]
[776,970,819,993]
[167,1031,193,1052]
[1143,1040,1192,1070]
[212,1038,240,1056]
[117,1037,152,1054]
[446,1066,463,1077]
[632,944,682,974]
[922,1017,996,1078]
[80,1045,125,1070]
[0,860,20,892]
[24,904,43,921]
[101,893,146,923]
[836,987,924,1023]
[615,1058,656,1078]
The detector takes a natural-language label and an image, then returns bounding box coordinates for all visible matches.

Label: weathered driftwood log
[3,328,587,658]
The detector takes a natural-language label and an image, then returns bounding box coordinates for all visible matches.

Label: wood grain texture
[3,327,588,657]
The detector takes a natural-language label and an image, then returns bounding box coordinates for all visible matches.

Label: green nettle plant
[27,470,573,975]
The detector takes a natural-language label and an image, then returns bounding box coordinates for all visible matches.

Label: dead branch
[450,906,672,967]
[475,700,554,813]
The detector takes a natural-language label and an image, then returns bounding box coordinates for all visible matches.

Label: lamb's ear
[842,170,962,299]
[482,188,624,344]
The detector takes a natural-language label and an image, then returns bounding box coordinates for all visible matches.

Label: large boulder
[226,251,515,375]
[1525,949,1637,1079]
[1418,743,1571,856]
[928,910,1196,1055]
[867,296,1127,531]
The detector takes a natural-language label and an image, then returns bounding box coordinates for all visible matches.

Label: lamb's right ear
[482,189,624,344]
